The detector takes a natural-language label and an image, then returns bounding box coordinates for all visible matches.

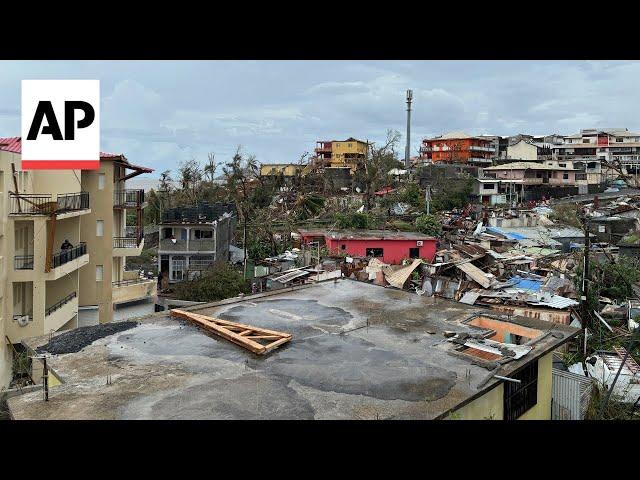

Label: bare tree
[204,152,217,183]
[178,158,203,204]
[358,129,403,211]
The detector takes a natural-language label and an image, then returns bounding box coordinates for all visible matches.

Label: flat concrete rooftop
[8,280,578,420]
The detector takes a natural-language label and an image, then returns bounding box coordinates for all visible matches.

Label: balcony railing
[52,243,87,268]
[45,291,76,317]
[10,192,89,215]
[112,277,154,287]
[113,189,145,208]
[159,238,215,251]
[469,145,496,152]
[14,255,34,270]
[113,235,142,249]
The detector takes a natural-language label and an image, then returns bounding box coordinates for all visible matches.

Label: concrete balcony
[112,278,157,305]
[113,236,145,257]
[13,243,89,281]
[469,145,496,152]
[158,238,215,252]
[44,292,78,333]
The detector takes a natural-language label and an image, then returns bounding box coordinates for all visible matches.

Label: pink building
[476,161,579,204]
[299,229,437,264]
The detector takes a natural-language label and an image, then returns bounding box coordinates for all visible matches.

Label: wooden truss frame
[170,309,292,355]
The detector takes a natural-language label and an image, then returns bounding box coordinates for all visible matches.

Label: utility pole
[405,89,413,169]
[581,210,591,356]
[425,185,431,215]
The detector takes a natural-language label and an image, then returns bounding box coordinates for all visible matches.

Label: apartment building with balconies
[78,153,156,327]
[0,137,91,389]
[157,203,236,286]
[312,137,368,174]
[475,161,579,204]
[419,131,495,166]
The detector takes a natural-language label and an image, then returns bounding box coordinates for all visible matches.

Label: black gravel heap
[36,321,139,355]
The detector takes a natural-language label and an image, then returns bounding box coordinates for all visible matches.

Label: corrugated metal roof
[0,137,126,160]
[529,295,579,309]
[272,269,310,284]
[385,259,422,289]
[456,262,493,288]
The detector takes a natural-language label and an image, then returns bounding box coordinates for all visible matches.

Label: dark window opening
[341,244,346,250]
[409,248,420,259]
[504,360,538,420]
[366,248,384,258]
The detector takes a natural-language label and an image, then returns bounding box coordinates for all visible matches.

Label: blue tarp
[486,226,527,241]
[510,276,543,292]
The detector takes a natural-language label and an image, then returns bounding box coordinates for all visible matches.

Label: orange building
[420,131,495,165]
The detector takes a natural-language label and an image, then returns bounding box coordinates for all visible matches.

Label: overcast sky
[1,60,639,188]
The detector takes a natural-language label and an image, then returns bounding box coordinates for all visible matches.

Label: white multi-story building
[551,128,640,185]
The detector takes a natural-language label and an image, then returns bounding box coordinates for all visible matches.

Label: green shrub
[174,262,250,302]
[415,214,442,237]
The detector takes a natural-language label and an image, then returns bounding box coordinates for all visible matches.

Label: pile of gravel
[36,321,138,355]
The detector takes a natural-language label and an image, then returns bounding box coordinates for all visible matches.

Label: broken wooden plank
[170,309,292,355]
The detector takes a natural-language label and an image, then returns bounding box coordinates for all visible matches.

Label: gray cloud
[0,60,638,186]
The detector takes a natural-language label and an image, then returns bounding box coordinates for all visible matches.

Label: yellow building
[314,137,369,174]
[0,137,90,389]
[259,163,303,177]
[78,153,157,326]
[0,139,156,390]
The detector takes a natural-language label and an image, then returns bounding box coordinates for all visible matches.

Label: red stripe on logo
[21,160,100,170]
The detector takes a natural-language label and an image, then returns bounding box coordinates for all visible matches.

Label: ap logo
[21,80,100,170]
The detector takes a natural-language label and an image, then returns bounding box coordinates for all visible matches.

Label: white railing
[469,145,495,152]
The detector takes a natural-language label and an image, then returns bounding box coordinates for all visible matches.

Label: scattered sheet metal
[528,295,579,309]
[460,291,481,305]
[456,261,495,289]
[385,258,423,289]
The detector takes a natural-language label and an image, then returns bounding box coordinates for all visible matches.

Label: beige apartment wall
[32,170,82,197]
[0,321,10,389]
[51,216,81,252]
[45,271,78,309]
[79,162,115,323]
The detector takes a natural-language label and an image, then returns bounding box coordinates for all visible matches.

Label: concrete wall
[32,170,81,197]
[448,352,554,420]
[507,141,538,161]
[112,280,156,305]
[259,164,301,177]
[215,215,232,262]
[450,383,504,420]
